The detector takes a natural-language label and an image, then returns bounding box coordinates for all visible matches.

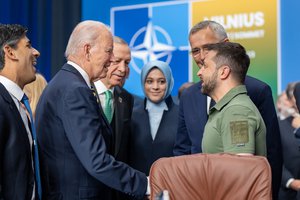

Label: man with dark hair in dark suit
[35,20,147,200]
[0,24,41,199]
[173,20,282,199]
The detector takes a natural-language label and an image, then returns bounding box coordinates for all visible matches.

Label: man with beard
[174,20,282,199]
[198,42,266,155]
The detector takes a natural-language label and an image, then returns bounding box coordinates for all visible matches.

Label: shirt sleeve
[220,105,259,154]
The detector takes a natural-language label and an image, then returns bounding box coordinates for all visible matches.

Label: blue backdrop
[83,0,300,96]
[1,0,299,96]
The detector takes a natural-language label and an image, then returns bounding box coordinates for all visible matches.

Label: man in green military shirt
[199,42,266,156]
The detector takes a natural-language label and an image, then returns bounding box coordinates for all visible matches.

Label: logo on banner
[112,2,189,96]
[129,21,176,74]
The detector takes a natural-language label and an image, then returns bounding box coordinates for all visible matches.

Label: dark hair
[178,82,194,99]
[0,24,27,69]
[202,42,250,83]
[285,81,298,100]
[294,82,300,111]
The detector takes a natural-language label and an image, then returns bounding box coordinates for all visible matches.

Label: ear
[223,38,230,43]
[3,45,17,61]
[219,65,231,80]
[83,44,91,60]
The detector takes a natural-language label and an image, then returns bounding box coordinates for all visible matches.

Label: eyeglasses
[190,38,227,57]
[190,47,205,57]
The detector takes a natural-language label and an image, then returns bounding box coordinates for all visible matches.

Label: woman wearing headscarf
[129,60,179,175]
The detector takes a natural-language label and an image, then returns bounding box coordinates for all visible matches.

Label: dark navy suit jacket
[35,64,147,200]
[130,96,178,176]
[0,83,35,199]
[278,116,300,200]
[174,75,282,199]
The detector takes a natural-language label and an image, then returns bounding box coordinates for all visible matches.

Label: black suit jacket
[173,75,282,199]
[112,86,133,163]
[0,83,35,199]
[278,116,300,200]
[35,63,147,200]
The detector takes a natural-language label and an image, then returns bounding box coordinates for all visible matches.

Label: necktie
[90,84,100,104]
[21,94,42,199]
[104,90,113,123]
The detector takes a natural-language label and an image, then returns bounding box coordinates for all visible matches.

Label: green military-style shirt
[202,85,266,156]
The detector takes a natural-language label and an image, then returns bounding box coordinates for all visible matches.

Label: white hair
[65,20,111,58]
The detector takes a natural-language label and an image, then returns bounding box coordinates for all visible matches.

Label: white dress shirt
[93,80,115,115]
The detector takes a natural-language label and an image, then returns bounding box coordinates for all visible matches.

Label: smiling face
[144,68,167,103]
[89,30,114,81]
[14,36,40,88]
[102,42,131,88]
[189,27,222,67]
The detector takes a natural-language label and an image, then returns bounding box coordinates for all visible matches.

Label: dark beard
[201,71,217,96]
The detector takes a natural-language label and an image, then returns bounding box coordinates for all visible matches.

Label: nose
[152,81,159,89]
[33,47,40,58]
[107,53,115,66]
[110,52,115,60]
[197,66,204,78]
[118,62,126,73]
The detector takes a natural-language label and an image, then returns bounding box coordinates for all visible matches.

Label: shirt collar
[209,85,247,114]
[146,99,168,112]
[93,80,114,95]
[67,61,91,88]
[0,75,24,101]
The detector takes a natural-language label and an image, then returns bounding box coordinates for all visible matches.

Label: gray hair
[65,20,111,58]
[113,36,128,45]
[189,20,228,41]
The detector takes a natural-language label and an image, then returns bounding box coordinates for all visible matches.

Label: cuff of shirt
[286,178,295,188]
[146,176,150,195]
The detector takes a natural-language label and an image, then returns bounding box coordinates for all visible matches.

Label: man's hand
[292,116,300,129]
[290,179,300,191]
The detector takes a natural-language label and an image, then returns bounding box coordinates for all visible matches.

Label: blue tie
[21,94,42,199]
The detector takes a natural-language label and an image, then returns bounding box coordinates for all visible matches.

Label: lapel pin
[119,97,122,103]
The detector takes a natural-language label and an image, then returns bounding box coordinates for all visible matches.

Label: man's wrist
[146,176,150,195]
[287,178,295,188]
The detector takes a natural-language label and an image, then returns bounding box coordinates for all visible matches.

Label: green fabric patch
[230,120,249,144]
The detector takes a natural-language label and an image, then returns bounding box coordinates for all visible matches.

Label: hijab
[141,60,174,101]
[140,60,174,139]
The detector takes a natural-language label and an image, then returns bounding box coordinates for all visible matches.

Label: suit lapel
[0,83,32,152]
[196,82,208,118]
[63,65,114,136]
[97,96,113,133]
[113,88,124,156]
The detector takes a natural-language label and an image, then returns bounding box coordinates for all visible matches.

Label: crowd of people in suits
[0,19,299,200]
